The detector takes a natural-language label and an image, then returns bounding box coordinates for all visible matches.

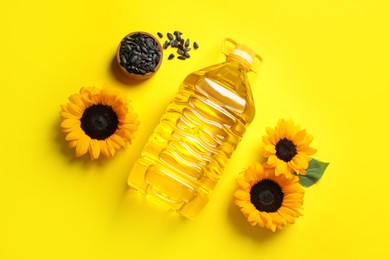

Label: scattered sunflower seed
[193,42,199,49]
[157,31,199,61]
[163,41,169,49]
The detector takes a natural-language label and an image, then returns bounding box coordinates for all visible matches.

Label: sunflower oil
[128,39,262,218]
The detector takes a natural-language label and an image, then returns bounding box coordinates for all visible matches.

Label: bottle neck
[226,56,251,72]
[226,54,252,72]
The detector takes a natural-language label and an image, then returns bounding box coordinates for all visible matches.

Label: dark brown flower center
[80,104,119,140]
[275,138,297,162]
[250,179,284,212]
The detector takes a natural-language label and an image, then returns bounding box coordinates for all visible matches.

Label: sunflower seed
[163,40,169,49]
[168,53,175,60]
[171,40,179,47]
[158,30,199,61]
[174,31,182,37]
[157,32,163,38]
[130,55,139,63]
[193,42,199,49]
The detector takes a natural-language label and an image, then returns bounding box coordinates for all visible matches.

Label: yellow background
[1,0,389,259]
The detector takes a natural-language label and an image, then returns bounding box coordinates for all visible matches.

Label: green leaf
[299,159,329,187]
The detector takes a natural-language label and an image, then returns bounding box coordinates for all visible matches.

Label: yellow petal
[293,129,307,145]
[292,155,309,170]
[89,139,101,160]
[236,177,251,190]
[107,137,121,150]
[105,139,117,156]
[110,134,126,147]
[60,111,77,119]
[264,144,276,154]
[65,128,84,141]
[234,190,250,201]
[60,118,80,129]
[284,120,295,139]
[68,140,78,149]
[248,211,260,224]
[241,203,256,216]
[303,134,314,145]
[69,94,85,108]
[67,102,84,117]
[75,135,90,157]
[276,160,288,176]
[262,135,271,145]
[267,155,278,166]
[235,200,249,208]
[99,140,110,158]
[298,146,317,155]
[265,127,278,144]
[278,119,287,139]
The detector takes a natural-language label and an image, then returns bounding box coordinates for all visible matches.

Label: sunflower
[234,162,304,232]
[262,119,317,178]
[60,87,139,160]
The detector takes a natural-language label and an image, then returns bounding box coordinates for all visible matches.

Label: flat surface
[1,0,390,259]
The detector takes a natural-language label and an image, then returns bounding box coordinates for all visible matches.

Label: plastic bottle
[128,38,262,218]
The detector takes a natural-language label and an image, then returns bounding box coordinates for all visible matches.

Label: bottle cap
[223,38,262,72]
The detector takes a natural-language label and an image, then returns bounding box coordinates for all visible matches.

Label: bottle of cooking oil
[128,38,262,218]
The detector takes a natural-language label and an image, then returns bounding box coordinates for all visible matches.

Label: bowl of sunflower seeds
[116,31,163,80]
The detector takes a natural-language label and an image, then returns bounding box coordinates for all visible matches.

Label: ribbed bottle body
[128,61,255,218]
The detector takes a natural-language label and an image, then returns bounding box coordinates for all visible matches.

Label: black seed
[168,53,175,60]
[167,33,174,40]
[120,55,127,64]
[148,65,155,71]
[184,47,191,52]
[193,42,199,49]
[157,32,163,38]
[174,30,182,37]
[177,49,184,55]
[177,55,186,60]
[250,179,284,213]
[153,54,159,63]
[146,41,154,48]
[185,38,190,48]
[183,52,190,58]
[171,40,179,47]
[80,104,119,140]
[141,46,148,53]
[130,55,139,63]
[163,40,169,49]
